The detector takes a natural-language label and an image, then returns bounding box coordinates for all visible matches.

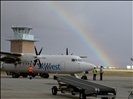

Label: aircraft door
[60,61,66,72]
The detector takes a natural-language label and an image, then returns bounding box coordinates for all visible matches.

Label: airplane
[0,47,96,79]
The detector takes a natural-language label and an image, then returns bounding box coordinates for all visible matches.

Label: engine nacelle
[0,57,21,64]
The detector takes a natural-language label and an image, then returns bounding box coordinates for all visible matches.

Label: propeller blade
[66,48,68,55]
[34,46,38,55]
[34,46,43,67]
[33,59,37,66]
[38,47,43,55]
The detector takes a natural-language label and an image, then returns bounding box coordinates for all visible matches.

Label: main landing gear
[40,73,49,78]
[11,72,38,78]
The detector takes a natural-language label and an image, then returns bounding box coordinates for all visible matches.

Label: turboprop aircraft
[0,47,95,79]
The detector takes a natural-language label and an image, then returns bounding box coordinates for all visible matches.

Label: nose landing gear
[81,76,87,80]
[81,71,88,80]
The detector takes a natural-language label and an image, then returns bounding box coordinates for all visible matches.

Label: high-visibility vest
[28,66,33,72]
[93,69,97,74]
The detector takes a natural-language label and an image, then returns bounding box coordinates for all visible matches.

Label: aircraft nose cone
[87,63,96,71]
[91,64,97,69]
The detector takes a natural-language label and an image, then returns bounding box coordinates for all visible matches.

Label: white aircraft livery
[0,47,96,79]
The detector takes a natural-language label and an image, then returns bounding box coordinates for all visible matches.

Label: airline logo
[37,63,60,71]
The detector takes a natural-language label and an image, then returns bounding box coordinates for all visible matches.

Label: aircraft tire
[53,75,57,80]
[12,73,20,78]
[52,86,57,95]
[81,76,87,80]
[41,73,49,78]
[12,73,16,78]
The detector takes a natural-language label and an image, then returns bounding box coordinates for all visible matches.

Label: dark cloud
[1,1,132,67]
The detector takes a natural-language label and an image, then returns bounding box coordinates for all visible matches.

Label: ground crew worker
[93,67,97,80]
[100,66,104,80]
[28,65,33,79]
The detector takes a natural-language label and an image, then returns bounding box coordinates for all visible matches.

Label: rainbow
[45,2,115,67]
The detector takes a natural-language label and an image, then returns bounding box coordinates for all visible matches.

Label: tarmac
[1,73,133,99]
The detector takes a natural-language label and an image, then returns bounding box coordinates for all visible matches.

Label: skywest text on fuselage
[37,63,60,71]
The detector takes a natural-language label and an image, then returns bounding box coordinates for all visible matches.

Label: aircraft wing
[0,51,22,57]
[0,51,22,64]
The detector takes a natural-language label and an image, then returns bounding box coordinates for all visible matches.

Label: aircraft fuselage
[2,54,95,74]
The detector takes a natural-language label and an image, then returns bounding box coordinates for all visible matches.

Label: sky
[1,1,133,68]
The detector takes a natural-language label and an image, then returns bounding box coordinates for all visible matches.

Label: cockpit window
[72,58,83,62]
[71,59,77,62]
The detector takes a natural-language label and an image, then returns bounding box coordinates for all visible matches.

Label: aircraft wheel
[79,90,86,99]
[52,86,58,95]
[81,76,87,80]
[53,75,57,80]
[12,73,16,78]
[12,73,20,78]
[41,73,49,78]
[16,73,20,78]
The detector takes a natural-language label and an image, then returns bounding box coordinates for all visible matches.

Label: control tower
[7,26,37,53]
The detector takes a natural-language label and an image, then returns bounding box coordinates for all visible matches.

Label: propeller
[33,46,43,68]
[61,48,73,55]
[61,48,87,58]
[66,48,68,55]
